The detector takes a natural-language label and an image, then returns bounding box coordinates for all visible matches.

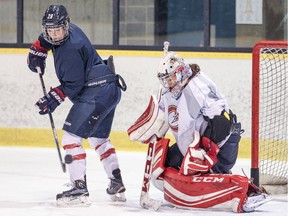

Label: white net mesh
[258,45,288,186]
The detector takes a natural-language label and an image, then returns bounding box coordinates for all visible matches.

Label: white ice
[0,147,287,216]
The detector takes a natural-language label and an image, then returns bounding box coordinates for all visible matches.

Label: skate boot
[232,182,272,212]
[56,177,91,206]
[242,193,272,212]
[106,168,126,202]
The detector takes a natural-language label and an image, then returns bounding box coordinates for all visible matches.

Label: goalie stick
[163,41,170,56]
[140,140,163,211]
[36,67,66,173]
[137,41,171,210]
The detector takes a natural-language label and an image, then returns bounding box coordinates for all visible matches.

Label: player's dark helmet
[42,5,70,45]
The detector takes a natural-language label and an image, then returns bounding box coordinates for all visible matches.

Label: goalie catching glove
[35,87,65,115]
[127,95,169,143]
[180,133,220,175]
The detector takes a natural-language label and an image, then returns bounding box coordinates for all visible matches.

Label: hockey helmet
[157,52,191,87]
[157,50,192,98]
[42,5,70,45]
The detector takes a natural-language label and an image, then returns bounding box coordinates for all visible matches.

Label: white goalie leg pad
[127,95,169,143]
[151,138,170,191]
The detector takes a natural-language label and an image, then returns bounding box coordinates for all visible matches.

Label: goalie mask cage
[251,40,288,194]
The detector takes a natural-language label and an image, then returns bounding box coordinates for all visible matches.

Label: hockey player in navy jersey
[27,5,126,205]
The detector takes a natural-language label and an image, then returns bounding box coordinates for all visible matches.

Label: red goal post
[251,40,288,193]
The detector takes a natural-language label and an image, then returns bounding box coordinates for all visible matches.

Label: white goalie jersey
[159,72,229,156]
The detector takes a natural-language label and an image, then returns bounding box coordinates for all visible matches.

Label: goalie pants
[212,122,242,174]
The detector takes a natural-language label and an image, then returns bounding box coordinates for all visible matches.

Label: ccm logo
[192,177,224,183]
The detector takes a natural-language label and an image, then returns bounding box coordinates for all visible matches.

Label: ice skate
[56,179,91,206]
[242,193,272,212]
[106,168,126,202]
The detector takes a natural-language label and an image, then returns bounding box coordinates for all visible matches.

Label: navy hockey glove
[35,87,65,115]
[27,40,48,74]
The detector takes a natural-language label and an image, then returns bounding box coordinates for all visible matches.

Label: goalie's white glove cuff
[190,148,205,160]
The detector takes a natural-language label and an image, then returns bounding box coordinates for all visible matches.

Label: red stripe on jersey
[100,148,116,161]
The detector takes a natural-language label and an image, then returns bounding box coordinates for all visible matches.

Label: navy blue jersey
[39,23,105,100]
[37,23,123,138]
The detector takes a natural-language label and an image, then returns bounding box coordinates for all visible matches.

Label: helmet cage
[157,49,193,99]
[42,5,70,45]
[157,52,181,88]
[157,70,171,88]
[42,22,69,45]
[157,57,192,89]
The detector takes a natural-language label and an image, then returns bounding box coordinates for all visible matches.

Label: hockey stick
[140,141,163,211]
[36,67,66,173]
[163,41,170,56]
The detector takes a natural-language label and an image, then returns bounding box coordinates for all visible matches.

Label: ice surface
[0,147,287,216]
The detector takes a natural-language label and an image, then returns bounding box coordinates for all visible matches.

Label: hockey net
[251,40,288,194]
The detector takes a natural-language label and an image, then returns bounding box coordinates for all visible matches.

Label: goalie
[127,42,270,212]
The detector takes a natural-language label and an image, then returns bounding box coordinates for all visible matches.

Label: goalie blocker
[127,95,271,213]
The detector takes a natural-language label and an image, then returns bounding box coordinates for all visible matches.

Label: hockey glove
[27,40,48,74]
[35,87,65,115]
[179,137,219,175]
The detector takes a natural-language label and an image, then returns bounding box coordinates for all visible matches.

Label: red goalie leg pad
[230,175,250,212]
[151,138,170,180]
[150,138,170,191]
[246,180,268,196]
[163,167,250,209]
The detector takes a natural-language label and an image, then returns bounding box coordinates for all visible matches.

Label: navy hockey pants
[63,82,121,139]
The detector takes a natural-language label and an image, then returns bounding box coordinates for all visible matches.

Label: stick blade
[140,194,162,211]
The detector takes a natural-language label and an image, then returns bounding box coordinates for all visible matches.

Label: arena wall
[0,49,252,157]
